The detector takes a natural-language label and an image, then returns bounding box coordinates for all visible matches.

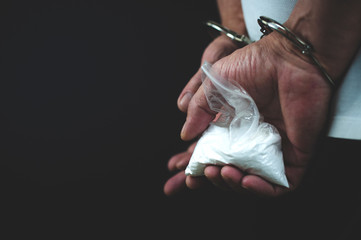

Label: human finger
[185,175,208,190]
[167,142,198,171]
[241,175,287,197]
[186,141,198,152]
[177,141,198,170]
[163,171,187,196]
[177,69,203,113]
[181,84,217,141]
[175,158,190,170]
[204,165,230,190]
[167,152,192,171]
[220,165,247,193]
[177,36,239,113]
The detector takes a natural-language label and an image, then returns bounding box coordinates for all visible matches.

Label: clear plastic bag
[185,62,289,188]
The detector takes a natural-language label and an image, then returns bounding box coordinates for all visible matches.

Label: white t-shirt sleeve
[241,0,361,140]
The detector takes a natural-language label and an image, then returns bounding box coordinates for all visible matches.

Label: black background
[0,0,231,237]
[0,0,215,186]
[0,1,360,239]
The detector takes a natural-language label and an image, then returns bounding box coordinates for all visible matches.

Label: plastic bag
[185,62,289,188]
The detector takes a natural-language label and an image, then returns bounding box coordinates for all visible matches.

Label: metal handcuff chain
[258,16,335,88]
[205,20,252,47]
[205,17,335,88]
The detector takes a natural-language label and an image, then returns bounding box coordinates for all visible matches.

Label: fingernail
[241,178,249,190]
[180,121,188,140]
[179,92,193,110]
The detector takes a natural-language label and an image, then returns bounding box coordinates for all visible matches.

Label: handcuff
[205,20,252,48]
[205,17,335,88]
[258,16,335,88]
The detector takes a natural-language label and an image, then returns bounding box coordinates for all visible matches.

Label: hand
[164,142,209,196]
[164,35,240,196]
[180,32,332,196]
[177,35,240,112]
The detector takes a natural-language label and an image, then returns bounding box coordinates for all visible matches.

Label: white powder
[185,62,289,188]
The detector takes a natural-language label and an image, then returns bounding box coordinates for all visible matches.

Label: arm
[216,0,246,34]
[182,0,361,144]
[285,0,361,83]
[179,0,361,196]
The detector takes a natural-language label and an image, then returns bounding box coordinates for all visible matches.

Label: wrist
[217,0,247,35]
[284,0,361,84]
[259,16,335,88]
[220,19,246,36]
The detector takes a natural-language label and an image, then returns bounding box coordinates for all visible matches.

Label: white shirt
[241,0,361,140]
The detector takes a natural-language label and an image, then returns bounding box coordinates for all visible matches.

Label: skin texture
[164,0,361,197]
[165,33,331,197]
[164,35,239,196]
[177,35,239,113]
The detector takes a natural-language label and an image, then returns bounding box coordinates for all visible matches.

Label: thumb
[177,69,202,113]
[180,84,216,141]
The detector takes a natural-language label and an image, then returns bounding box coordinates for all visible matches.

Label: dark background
[0,0,360,239]
[0,0,228,237]
[0,0,215,187]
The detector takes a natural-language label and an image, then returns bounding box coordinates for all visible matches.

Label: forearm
[217,0,246,34]
[285,0,361,83]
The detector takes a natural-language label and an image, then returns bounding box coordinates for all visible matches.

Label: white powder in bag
[185,62,289,188]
